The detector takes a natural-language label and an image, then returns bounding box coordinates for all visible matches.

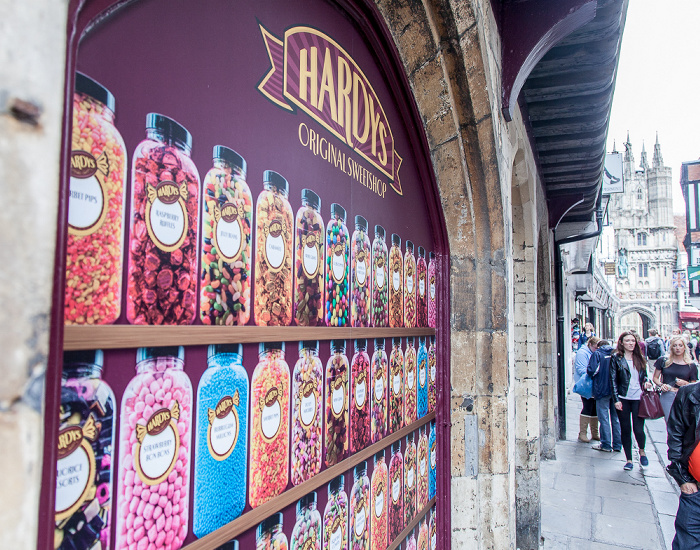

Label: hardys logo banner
[258,24,403,196]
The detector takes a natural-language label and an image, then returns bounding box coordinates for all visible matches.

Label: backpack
[646,337,662,360]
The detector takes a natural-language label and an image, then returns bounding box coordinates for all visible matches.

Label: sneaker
[613,448,622,452]
[640,455,649,467]
[592,444,613,452]
[624,462,633,471]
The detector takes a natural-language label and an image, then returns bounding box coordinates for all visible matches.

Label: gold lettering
[299,47,318,106]
[378,122,388,166]
[337,57,353,146]
[299,122,310,146]
[352,73,370,145]
[318,47,338,122]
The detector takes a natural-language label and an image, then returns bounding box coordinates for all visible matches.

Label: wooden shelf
[387,496,436,550]
[63,325,435,350]
[184,412,436,550]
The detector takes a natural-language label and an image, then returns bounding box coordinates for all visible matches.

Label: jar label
[331,376,346,418]
[332,243,346,283]
[146,180,188,252]
[259,386,282,441]
[207,392,240,461]
[431,442,436,469]
[55,416,99,521]
[374,371,384,402]
[393,373,401,395]
[420,360,427,387]
[406,466,415,488]
[392,475,401,502]
[299,380,318,427]
[354,504,366,537]
[406,275,414,293]
[419,277,426,297]
[356,258,367,287]
[135,403,181,485]
[355,377,367,409]
[420,455,427,476]
[68,150,108,237]
[374,485,385,518]
[375,265,385,289]
[407,369,415,390]
[430,279,436,300]
[329,521,343,550]
[264,218,288,271]
[301,230,322,279]
[431,533,436,549]
[430,362,436,383]
[213,202,243,262]
[392,270,400,291]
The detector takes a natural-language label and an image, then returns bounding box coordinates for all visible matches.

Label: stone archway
[618,306,657,337]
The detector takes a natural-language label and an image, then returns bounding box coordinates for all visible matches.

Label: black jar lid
[329,474,345,494]
[392,337,402,347]
[207,343,242,360]
[298,340,319,353]
[354,461,368,477]
[429,251,435,260]
[392,233,401,246]
[355,338,367,350]
[331,340,346,353]
[75,72,115,113]
[418,246,426,258]
[63,349,104,368]
[213,146,246,175]
[136,346,184,363]
[375,225,385,239]
[374,337,385,349]
[301,188,320,210]
[263,170,289,197]
[146,113,192,152]
[297,491,317,513]
[430,335,436,344]
[419,335,426,345]
[374,448,385,463]
[259,341,285,355]
[391,440,402,454]
[216,542,238,550]
[330,203,346,223]
[407,335,415,345]
[257,513,283,536]
[355,215,367,231]
[406,240,414,252]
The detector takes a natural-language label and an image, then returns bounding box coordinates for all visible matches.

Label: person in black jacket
[588,340,621,452]
[611,331,652,471]
[667,382,700,548]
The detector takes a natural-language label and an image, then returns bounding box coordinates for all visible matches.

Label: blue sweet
[429,421,436,500]
[417,337,428,418]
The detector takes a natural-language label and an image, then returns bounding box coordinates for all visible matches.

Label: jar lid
[146,113,192,152]
[429,251,435,260]
[392,233,401,246]
[374,337,385,349]
[263,170,289,197]
[207,343,242,360]
[354,461,367,477]
[392,337,402,347]
[75,73,115,113]
[418,246,426,258]
[298,340,319,353]
[355,338,367,350]
[374,449,385,463]
[331,340,346,353]
[430,335,436,344]
[391,440,401,454]
[407,335,415,345]
[301,188,320,210]
[259,341,285,355]
[329,474,345,494]
[257,513,283,536]
[355,215,367,231]
[213,145,246,174]
[419,335,426,345]
[297,491,317,513]
[217,542,238,550]
[406,239,414,251]
[330,203,346,223]
[374,225,385,239]
[63,349,104,369]
[136,346,184,363]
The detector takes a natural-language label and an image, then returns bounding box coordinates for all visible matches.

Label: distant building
[679,159,700,327]
[608,134,678,337]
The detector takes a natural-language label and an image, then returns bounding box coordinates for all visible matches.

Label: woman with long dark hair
[653,335,697,423]
[611,331,653,471]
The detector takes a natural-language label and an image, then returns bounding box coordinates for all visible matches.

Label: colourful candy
[350,339,371,454]
[323,475,348,550]
[405,528,416,550]
[371,451,388,550]
[429,506,436,550]
[371,225,389,327]
[428,252,436,328]
[404,337,417,424]
[326,204,349,327]
[351,216,371,327]
[389,338,404,434]
[257,513,288,550]
[417,337,428,419]
[254,172,293,326]
[417,518,428,550]
[249,343,290,507]
[404,433,417,525]
[350,462,370,550]
[65,74,126,326]
[291,342,323,485]
[417,427,428,508]
[291,492,322,550]
[389,234,403,328]
[428,336,436,414]
[126,114,200,325]
[403,240,416,328]
[388,442,404,543]
[429,421,436,500]
[200,146,252,326]
[325,341,349,466]
[294,189,324,326]
[416,247,427,327]
[371,338,388,444]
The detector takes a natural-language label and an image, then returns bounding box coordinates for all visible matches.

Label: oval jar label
[69,150,108,237]
[260,387,282,441]
[135,404,181,485]
[207,392,240,461]
[214,202,243,262]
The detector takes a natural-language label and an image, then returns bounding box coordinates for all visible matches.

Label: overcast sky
[606,0,700,214]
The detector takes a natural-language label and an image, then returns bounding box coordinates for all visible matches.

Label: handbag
[638,388,664,419]
[573,374,592,399]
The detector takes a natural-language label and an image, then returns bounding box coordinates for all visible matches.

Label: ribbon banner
[258,24,403,196]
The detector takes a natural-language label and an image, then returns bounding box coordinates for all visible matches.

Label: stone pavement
[541,392,680,549]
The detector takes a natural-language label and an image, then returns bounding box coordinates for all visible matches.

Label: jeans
[596,395,621,451]
[616,398,646,461]
[673,490,700,549]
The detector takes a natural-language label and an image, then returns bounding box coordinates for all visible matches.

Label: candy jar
[389,234,403,327]
[371,225,388,327]
[428,336,436,414]
[404,337,417,425]
[116,346,192,550]
[349,462,370,550]
[416,247,427,327]
[429,421,436,500]
[405,528,416,550]
[417,427,428,508]
[417,519,428,550]
[194,344,249,537]
[404,433,417,525]
[294,189,324,326]
[323,475,348,550]
[428,252,436,328]
[371,338,388,443]
[126,114,200,325]
[256,513,288,550]
[351,215,371,327]
[218,542,239,550]
[429,506,436,550]
[65,73,126,325]
[55,350,115,550]
[417,337,428,419]
[371,450,389,550]
[350,339,371,453]
[388,442,404,543]
[325,340,349,466]
[326,203,349,326]
[254,171,293,326]
[389,338,404,434]
[403,240,416,328]
[291,341,323,485]
[291,492,322,550]
[249,342,290,508]
[200,146,252,326]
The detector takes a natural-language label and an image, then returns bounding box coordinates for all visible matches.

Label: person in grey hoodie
[587,340,621,452]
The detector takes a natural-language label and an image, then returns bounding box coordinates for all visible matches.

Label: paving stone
[652,490,681,516]
[600,497,655,522]
[541,486,602,513]
[542,503,592,539]
[593,513,661,548]
[658,513,676,550]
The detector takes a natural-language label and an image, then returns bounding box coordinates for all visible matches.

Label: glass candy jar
[294,189,324,326]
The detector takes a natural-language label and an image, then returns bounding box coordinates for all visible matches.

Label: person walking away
[645,329,664,366]
[653,335,698,423]
[574,336,601,442]
[578,322,596,350]
[588,340,621,452]
[667,382,700,548]
[611,331,653,470]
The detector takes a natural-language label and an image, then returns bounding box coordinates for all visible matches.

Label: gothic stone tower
[609,133,677,336]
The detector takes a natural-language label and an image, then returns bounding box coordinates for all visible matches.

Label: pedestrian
[652,335,698,423]
[666,382,700,548]
[574,335,601,442]
[588,339,621,452]
[645,328,664,365]
[611,331,653,470]
[578,322,596,350]
[630,329,646,357]
[667,328,680,353]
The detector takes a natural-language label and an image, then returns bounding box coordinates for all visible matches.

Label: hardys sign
[258,24,403,196]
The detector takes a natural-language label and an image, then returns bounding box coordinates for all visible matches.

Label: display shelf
[184,411,436,550]
[63,325,435,350]
[387,496,437,550]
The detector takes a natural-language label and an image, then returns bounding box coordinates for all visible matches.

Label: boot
[578,415,590,443]
[589,417,600,441]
